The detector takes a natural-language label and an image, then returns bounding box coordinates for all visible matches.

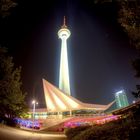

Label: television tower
[58,17,71,95]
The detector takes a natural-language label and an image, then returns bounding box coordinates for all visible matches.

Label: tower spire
[63,16,66,26]
[62,16,67,28]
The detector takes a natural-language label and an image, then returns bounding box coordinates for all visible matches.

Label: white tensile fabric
[43,79,114,112]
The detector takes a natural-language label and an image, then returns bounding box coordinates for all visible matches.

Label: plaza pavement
[0,125,67,140]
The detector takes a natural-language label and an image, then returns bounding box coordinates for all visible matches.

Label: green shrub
[65,125,91,140]
[65,108,140,140]
[72,124,125,140]
[4,118,17,127]
[69,120,131,140]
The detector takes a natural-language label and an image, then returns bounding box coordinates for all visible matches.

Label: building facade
[115,90,129,109]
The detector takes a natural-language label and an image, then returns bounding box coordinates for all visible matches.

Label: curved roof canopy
[43,79,114,112]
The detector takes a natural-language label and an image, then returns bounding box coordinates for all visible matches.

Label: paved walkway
[0,125,67,140]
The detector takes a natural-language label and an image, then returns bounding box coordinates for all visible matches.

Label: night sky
[0,0,139,108]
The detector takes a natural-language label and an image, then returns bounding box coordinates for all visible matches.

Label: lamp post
[32,100,38,128]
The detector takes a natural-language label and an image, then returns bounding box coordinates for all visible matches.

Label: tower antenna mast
[62,16,67,28]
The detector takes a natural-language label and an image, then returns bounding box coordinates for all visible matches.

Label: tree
[118,0,140,49]
[0,0,17,17]
[132,58,140,78]
[131,59,140,98]
[0,47,28,121]
[117,0,140,98]
[132,85,140,98]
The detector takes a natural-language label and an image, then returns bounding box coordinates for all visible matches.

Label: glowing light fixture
[32,100,38,121]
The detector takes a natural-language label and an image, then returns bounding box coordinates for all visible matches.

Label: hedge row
[65,117,140,140]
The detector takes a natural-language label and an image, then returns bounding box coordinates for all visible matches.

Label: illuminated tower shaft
[59,37,70,94]
[58,17,71,95]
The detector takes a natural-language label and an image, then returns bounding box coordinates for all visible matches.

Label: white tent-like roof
[43,79,114,112]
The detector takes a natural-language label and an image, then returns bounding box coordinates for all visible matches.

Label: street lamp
[32,100,38,127]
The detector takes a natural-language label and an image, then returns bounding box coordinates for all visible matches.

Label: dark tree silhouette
[118,0,140,49]
[0,0,17,17]
[0,47,28,120]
